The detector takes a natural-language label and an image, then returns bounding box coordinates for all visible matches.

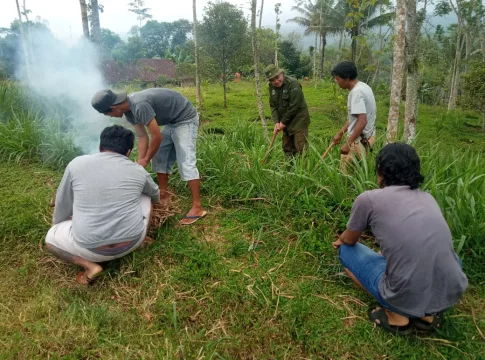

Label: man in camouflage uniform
[265,65,311,158]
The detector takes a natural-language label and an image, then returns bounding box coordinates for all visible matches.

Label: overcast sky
[0,0,301,44]
[1,0,455,47]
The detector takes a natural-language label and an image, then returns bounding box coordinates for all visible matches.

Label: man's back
[348,186,468,315]
[125,88,197,126]
[53,152,159,248]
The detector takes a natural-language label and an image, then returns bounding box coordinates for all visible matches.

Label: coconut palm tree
[288,0,341,78]
[289,0,394,63]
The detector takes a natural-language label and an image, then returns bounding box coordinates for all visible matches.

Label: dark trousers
[282,127,308,157]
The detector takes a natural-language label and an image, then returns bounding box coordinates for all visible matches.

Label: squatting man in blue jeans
[332,143,468,335]
[45,126,160,284]
[91,88,206,225]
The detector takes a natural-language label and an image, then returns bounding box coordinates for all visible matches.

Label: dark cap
[91,90,127,113]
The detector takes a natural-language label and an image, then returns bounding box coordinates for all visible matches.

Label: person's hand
[333,131,343,144]
[332,238,343,249]
[273,123,280,134]
[340,143,351,155]
[137,158,149,168]
[274,122,286,134]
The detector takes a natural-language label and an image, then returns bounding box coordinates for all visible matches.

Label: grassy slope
[1,82,485,359]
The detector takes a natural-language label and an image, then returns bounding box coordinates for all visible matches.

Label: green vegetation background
[0,81,484,359]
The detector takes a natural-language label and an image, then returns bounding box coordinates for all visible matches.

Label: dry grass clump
[149,193,180,233]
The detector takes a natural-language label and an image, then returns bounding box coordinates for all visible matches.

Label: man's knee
[338,243,350,263]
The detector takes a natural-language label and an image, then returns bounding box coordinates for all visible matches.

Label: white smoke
[17,28,109,153]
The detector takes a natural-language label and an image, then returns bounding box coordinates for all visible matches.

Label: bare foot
[76,263,103,285]
[371,307,409,326]
[140,236,154,249]
[157,195,170,211]
[420,315,434,324]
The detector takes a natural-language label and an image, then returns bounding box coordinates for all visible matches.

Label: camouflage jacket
[269,76,310,135]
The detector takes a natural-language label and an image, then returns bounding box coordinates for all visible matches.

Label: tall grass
[0,82,81,168]
[185,122,485,275]
[1,81,484,276]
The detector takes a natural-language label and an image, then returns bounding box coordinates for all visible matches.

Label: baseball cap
[91,90,127,113]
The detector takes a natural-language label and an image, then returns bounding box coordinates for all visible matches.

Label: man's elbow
[151,131,162,142]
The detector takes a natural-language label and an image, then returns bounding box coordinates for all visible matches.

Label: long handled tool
[320,141,335,160]
[261,132,279,165]
[314,141,336,168]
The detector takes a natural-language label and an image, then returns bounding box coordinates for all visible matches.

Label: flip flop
[411,312,445,331]
[368,306,413,335]
[179,210,208,225]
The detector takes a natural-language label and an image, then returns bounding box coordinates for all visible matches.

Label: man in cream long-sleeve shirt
[45,125,160,284]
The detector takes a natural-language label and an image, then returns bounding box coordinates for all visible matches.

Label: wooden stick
[314,142,335,168]
[261,132,278,164]
[321,142,335,160]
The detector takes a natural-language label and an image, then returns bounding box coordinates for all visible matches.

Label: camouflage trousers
[282,127,309,158]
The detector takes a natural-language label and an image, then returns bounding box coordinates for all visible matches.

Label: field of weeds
[1,81,484,359]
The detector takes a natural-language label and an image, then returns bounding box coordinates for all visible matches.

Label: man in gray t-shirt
[45,125,160,284]
[333,143,467,335]
[91,88,206,226]
[330,61,376,172]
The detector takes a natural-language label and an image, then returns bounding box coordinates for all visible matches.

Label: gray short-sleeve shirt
[124,88,197,126]
[347,186,468,317]
[347,81,376,139]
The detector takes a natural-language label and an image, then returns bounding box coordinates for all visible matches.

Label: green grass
[1,81,485,358]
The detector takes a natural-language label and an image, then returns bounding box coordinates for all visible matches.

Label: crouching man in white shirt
[45,125,160,284]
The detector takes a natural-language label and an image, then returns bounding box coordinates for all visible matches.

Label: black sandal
[368,306,413,335]
[411,313,444,331]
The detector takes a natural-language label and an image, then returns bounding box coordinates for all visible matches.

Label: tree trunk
[22,0,30,22]
[465,31,471,73]
[448,30,463,110]
[259,0,264,29]
[193,0,202,108]
[473,0,485,61]
[404,0,419,143]
[15,0,30,78]
[223,79,227,108]
[337,30,344,63]
[90,0,101,43]
[251,0,269,141]
[316,32,321,80]
[386,0,407,143]
[79,0,90,39]
[222,52,227,108]
[351,25,358,62]
[313,32,317,88]
[319,33,326,78]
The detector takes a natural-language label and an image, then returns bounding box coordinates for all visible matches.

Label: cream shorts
[45,195,151,263]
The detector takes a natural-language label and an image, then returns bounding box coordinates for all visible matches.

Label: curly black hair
[331,61,358,80]
[376,143,424,189]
